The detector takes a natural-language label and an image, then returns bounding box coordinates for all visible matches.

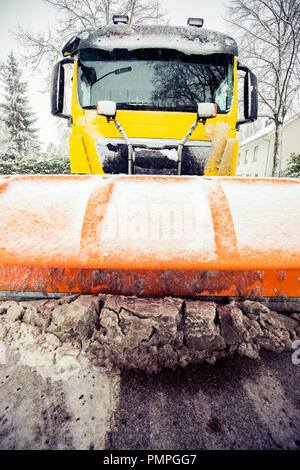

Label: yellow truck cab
[51,16,258,176]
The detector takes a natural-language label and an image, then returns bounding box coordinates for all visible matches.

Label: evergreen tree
[0,119,6,152]
[286,153,300,178]
[0,51,40,155]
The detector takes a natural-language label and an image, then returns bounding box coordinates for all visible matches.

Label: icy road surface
[0,348,299,450]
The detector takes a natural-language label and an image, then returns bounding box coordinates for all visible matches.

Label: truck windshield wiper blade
[91,66,132,87]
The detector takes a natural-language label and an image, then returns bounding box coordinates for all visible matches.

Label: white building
[236,116,300,177]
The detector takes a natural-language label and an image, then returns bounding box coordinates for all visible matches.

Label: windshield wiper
[91,66,132,88]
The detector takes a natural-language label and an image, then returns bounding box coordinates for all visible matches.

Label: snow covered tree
[225,0,300,177]
[0,52,40,155]
[14,0,169,71]
[0,119,7,152]
[285,153,300,178]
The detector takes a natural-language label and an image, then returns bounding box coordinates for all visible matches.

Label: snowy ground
[0,294,299,450]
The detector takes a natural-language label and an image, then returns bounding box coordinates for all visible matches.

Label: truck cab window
[77,48,234,113]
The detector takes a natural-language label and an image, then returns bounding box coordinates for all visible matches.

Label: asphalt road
[0,347,299,450]
[108,350,300,450]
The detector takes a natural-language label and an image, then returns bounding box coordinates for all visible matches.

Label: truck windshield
[77,48,234,113]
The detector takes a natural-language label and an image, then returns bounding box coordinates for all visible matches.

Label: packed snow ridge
[0,295,299,375]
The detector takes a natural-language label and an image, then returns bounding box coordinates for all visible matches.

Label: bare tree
[226,0,300,176]
[152,61,228,107]
[14,0,168,71]
[124,0,164,24]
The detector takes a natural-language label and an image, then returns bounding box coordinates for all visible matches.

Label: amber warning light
[113,15,129,24]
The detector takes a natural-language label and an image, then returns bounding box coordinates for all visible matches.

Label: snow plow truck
[0,16,300,301]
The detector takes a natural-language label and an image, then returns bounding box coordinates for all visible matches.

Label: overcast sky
[0,0,228,149]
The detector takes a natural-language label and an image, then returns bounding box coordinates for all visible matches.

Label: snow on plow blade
[0,174,300,297]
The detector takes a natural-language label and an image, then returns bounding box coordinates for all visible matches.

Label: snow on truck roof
[77,24,238,56]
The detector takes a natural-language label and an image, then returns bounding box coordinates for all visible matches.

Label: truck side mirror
[236,63,258,129]
[197,103,217,119]
[96,101,117,119]
[51,58,74,124]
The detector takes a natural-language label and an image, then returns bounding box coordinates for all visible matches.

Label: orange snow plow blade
[0,174,300,297]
